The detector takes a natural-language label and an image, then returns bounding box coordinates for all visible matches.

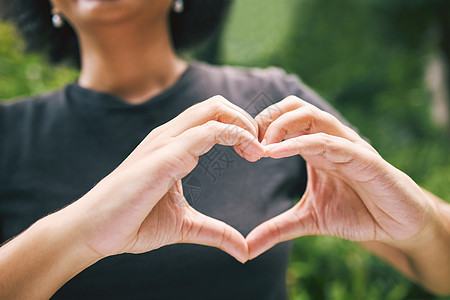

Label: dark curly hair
[0,0,233,68]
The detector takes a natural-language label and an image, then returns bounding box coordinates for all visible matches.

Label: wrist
[385,194,441,251]
[36,209,102,269]
[382,192,450,293]
[0,207,101,299]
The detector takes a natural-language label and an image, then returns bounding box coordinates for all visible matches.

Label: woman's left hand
[247,96,437,258]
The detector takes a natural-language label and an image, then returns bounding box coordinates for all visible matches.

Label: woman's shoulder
[0,87,67,147]
[0,87,67,120]
[0,87,68,171]
[190,61,335,116]
[191,61,298,92]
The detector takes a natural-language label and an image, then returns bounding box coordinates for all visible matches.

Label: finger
[149,95,259,141]
[266,133,359,161]
[265,133,382,182]
[182,120,264,160]
[255,95,303,142]
[124,122,264,215]
[181,208,249,263]
[263,105,361,145]
[246,204,313,260]
[159,121,265,179]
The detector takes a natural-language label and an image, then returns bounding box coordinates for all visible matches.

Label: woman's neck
[77,19,187,104]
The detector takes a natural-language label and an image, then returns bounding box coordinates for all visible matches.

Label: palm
[302,144,429,241]
[129,181,191,253]
[99,179,247,261]
[81,176,248,264]
[247,95,430,259]
[297,164,391,241]
[246,143,429,259]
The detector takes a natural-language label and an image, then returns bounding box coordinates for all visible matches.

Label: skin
[0,0,449,298]
[247,96,450,294]
[52,0,187,104]
[0,95,265,299]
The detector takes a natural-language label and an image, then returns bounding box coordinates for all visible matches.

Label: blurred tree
[0,22,78,101]
[191,23,225,65]
[271,0,449,180]
[373,0,450,132]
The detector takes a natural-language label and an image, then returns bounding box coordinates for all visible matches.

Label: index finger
[149,95,259,141]
[255,96,308,141]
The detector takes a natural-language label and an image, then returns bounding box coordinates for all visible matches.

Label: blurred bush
[1,0,449,299]
[0,22,78,100]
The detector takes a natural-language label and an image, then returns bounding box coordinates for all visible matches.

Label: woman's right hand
[0,95,264,299]
[59,95,264,263]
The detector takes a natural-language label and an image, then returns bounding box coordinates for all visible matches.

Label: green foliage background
[1,0,449,299]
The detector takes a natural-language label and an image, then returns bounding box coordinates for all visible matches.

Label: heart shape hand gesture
[4,95,446,300]
[69,95,435,265]
[68,95,263,263]
[246,96,434,259]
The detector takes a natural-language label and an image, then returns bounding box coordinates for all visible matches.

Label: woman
[0,0,449,299]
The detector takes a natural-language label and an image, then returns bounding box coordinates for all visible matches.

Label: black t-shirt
[0,62,342,299]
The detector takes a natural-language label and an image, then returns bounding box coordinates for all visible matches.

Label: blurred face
[50,0,173,30]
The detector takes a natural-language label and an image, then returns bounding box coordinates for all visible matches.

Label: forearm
[361,190,450,295]
[0,209,100,299]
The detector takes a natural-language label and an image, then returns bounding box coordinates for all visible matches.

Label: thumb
[246,204,315,260]
[181,208,249,263]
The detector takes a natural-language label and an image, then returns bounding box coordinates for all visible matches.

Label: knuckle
[202,120,227,143]
[285,95,307,108]
[202,96,227,117]
[269,221,282,242]
[255,107,276,124]
[147,124,165,138]
[271,121,282,131]
[301,107,319,132]
[321,134,334,147]
[203,120,220,132]
[314,133,333,150]
[315,132,328,139]
[322,111,340,127]
[154,153,179,180]
[218,226,230,249]
[267,121,286,137]
[304,105,321,119]
[208,95,227,108]
[285,95,301,104]
[309,106,337,127]
[294,136,303,148]
[210,94,227,103]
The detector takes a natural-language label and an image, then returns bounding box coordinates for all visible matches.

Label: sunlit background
[1,0,449,299]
